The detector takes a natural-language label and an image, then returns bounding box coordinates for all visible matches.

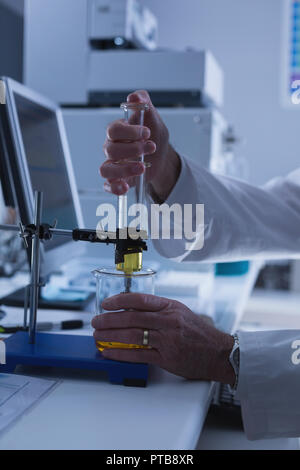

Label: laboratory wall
[142,0,298,186]
[0,0,24,81]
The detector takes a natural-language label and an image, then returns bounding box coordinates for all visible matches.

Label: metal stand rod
[0,224,72,237]
[28,191,43,344]
[0,224,20,232]
[0,225,118,241]
[23,284,30,329]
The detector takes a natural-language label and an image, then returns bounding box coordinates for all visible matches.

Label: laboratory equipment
[88,49,224,107]
[0,94,150,382]
[0,77,149,289]
[211,125,248,179]
[63,106,227,260]
[91,101,151,352]
[89,0,158,51]
[0,1,223,107]
[115,102,149,281]
[20,2,222,106]
[0,76,96,310]
[0,0,157,104]
[0,190,149,386]
[214,125,250,276]
[93,267,155,351]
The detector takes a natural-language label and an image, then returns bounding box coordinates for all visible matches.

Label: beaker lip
[120,102,150,111]
[92,267,156,277]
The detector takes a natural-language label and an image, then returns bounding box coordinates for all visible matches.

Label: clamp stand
[0,191,148,387]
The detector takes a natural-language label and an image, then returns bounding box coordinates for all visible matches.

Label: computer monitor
[0,76,85,281]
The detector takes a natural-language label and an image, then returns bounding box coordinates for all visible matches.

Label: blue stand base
[2,331,148,387]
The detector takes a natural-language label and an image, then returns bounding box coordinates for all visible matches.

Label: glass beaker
[92,267,156,352]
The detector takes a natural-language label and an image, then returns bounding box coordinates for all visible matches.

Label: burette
[116,102,149,293]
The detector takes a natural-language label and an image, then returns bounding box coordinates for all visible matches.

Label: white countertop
[0,365,214,450]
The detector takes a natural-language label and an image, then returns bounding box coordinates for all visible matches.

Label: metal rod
[0,224,73,237]
[23,284,30,329]
[28,191,43,344]
[0,224,20,232]
[124,276,132,293]
[50,228,73,237]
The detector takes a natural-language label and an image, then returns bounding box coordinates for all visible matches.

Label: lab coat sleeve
[152,156,300,262]
[236,330,300,440]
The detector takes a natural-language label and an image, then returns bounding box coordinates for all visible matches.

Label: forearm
[152,156,300,263]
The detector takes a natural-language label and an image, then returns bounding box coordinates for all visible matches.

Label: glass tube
[118,102,149,234]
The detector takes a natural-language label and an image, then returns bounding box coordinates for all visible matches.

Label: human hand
[92,293,235,385]
[101,90,181,203]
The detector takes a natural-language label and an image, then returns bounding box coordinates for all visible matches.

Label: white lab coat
[152,156,300,440]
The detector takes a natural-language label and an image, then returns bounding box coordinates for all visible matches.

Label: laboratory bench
[0,262,261,450]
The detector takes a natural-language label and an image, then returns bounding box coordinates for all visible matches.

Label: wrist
[214,333,236,387]
[149,144,181,203]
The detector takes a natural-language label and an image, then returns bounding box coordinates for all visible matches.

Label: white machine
[88,49,224,107]
[89,0,158,51]
[21,0,223,107]
[22,0,158,105]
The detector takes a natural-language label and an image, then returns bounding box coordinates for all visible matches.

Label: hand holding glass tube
[101,90,181,203]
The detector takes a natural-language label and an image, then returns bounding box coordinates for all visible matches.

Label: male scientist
[92,90,300,441]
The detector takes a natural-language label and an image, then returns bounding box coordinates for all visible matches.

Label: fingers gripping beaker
[92,268,156,351]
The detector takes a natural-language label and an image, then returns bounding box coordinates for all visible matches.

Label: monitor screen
[13,93,78,250]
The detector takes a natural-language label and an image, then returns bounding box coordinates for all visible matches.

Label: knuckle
[99,163,107,177]
[106,121,121,140]
[172,299,184,310]
[104,141,113,155]
[138,293,152,309]
[102,142,109,158]
[93,330,100,340]
[129,141,142,156]
[106,142,119,160]
[91,315,102,329]
[171,313,183,330]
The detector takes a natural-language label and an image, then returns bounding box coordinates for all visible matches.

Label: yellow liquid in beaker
[97,341,149,352]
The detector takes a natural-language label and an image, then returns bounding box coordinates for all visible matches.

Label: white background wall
[142,0,299,185]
